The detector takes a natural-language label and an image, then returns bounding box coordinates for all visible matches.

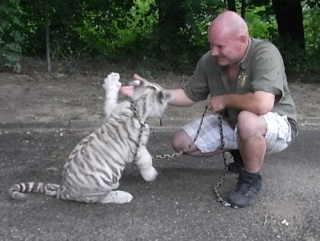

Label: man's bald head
[209,11,248,39]
[208,11,249,66]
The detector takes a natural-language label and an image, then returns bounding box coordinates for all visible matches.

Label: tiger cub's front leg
[103,72,122,119]
[135,146,158,182]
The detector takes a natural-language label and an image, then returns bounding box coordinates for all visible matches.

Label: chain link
[152,105,208,159]
[131,101,146,162]
[213,114,232,207]
[133,102,231,207]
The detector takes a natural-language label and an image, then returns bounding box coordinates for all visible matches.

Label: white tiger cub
[9,72,171,204]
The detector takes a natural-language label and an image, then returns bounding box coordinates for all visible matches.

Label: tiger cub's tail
[9,182,60,200]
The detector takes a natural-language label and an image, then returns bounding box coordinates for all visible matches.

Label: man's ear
[239,35,247,49]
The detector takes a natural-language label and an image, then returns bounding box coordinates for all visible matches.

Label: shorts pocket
[277,115,291,143]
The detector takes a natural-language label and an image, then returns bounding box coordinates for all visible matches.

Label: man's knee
[171,130,192,152]
[237,111,267,137]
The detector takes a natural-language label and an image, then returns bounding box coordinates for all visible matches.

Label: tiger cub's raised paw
[103,72,122,93]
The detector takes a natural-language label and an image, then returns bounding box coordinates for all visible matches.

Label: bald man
[121,11,298,208]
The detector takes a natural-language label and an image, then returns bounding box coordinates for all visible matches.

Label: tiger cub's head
[129,79,172,118]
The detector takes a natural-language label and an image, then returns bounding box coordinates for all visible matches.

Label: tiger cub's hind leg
[103,72,122,119]
[99,190,133,204]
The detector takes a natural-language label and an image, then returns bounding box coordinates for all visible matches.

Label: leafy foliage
[0,0,25,72]
[153,0,225,73]
[73,0,157,59]
[304,6,320,72]
[1,0,320,76]
[305,0,320,8]
[245,6,277,39]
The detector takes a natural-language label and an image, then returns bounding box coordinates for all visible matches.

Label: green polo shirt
[184,37,298,134]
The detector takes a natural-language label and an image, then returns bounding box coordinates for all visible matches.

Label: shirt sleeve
[183,53,211,101]
[251,43,284,99]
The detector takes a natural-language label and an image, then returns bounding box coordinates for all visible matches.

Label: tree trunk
[226,0,236,12]
[272,0,305,49]
[241,0,246,19]
[226,0,245,19]
[156,0,186,60]
[44,0,51,73]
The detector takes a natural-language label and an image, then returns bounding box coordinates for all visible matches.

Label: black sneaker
[228,150,244,173]
[228,170,262,208]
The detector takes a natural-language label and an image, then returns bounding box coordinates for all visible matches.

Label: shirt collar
[239,37,252,69]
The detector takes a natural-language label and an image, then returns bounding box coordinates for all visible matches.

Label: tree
[154,0,225,71]
[0,0,25,72]
[225,0,237,12]
[225,0,248,19]
[155,0,187,61]
[271,0,305,71]
[272,0,305,49]
[44,0,51,72]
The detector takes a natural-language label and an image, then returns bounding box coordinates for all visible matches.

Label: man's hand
[132,73,146,81]
[207,95,227,113]
[120,86,134,97]
[119,73,145,97]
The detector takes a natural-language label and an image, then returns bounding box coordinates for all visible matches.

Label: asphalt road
[1,129,320,241]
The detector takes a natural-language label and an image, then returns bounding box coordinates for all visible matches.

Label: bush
[304,6,320,73]
[0,0,25,72]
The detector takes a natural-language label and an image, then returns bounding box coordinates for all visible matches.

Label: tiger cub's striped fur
[9,72,171,204]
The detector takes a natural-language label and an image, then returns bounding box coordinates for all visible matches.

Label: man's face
[208,27,243,66]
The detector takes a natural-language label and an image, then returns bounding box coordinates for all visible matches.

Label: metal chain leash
[131,101,148,162]
[152,105,208,159]
[132,101,231,207]
[213,114,232,207]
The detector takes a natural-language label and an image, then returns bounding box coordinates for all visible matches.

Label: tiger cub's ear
[157,91,172,103]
